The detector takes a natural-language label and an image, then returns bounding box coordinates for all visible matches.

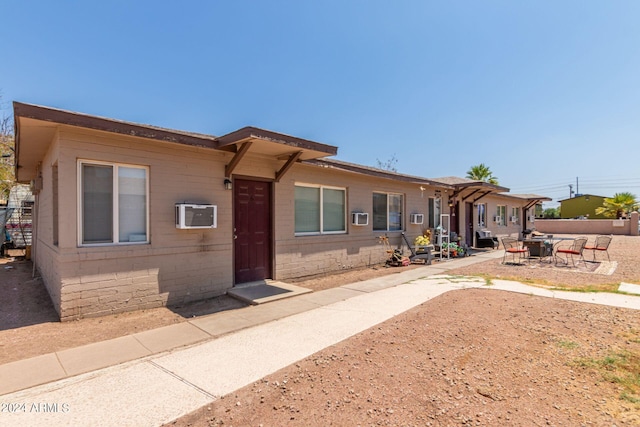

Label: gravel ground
[166,235,640,426]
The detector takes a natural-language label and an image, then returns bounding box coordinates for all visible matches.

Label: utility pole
[569,184,574,198]
[576,177,579,195]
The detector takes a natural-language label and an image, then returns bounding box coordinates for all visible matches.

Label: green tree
[0,98,15,202]
[542,207,560,218]
[466,163,498,185]
[595,192,638,219]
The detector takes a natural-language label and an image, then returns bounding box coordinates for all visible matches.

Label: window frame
[373,191,404,232]
[477,203,486,228]
[428,197,442,229]
[77,160,149,247]
[497,205,507,227]
[294,183,347,236]
[511,206,520,224]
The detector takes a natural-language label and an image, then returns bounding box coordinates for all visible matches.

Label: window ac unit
[410,213,424,225]
[176,204,217,229]
[351,212,369,226]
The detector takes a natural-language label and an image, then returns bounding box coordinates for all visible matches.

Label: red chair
[554,237,588,267]
[501,237,529,264]
[584,235,612,262]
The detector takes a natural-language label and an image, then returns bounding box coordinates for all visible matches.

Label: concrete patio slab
[56,335,152,377]
[227,280,312,305]
[0,353,66,395]
[134,322,212,354]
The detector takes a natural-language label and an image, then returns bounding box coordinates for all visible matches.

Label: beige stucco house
[13,102,549,320]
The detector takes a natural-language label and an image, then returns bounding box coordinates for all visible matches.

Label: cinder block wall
[48,128,236,320]
[273,163,439,280]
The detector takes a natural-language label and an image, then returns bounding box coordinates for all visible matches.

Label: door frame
[465,202,474,247]
[232,176,275,285]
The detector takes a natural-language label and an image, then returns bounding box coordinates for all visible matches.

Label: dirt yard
[1,236,640,425]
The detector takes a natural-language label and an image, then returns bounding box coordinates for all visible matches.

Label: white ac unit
[410,213,424,225]
[351,212,369,226]
[494,215,502,224]
[176,204,217,229]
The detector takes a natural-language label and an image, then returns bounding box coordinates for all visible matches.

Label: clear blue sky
[2,1,640,207]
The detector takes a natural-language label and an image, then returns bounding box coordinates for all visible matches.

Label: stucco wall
[465,195,536,244]
[534,212,639,236]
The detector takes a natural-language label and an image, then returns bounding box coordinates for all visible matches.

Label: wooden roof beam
[225,141,253,177]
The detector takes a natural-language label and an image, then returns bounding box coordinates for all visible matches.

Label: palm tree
[466,163,498,185]
[595,192,638,219]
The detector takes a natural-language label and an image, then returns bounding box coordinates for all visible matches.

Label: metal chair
[584,235,612,262]
[554,237,588,267]
[501,237,529,264]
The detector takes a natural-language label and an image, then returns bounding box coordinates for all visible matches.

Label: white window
[78,161,149,245]
[477,203,486,228]
[373,192,403,231]
[511,207,520,224]
[428,197,441,229]
[294,184,346,235]
[496,205,506,226]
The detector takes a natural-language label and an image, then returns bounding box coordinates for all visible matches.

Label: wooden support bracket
[225,141,253,177]
[275,151,303,182]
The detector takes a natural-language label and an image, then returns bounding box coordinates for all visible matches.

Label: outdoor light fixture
[224,178,232,190]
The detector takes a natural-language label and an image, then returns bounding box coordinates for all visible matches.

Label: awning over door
[216,127,338,182]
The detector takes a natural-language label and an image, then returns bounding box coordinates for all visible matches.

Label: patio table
[524,236,570,263]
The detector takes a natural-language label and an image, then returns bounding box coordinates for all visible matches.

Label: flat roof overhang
[504,194,553,210]
[216,127,338,180]
[13,102,219,182]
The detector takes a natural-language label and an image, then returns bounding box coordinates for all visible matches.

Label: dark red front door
[234,179,272,284]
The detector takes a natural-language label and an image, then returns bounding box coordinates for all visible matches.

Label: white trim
[294,183,347,236]
[78,159,149,247]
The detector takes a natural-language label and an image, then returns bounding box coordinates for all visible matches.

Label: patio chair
[584,235,612,262]
[554,237,588,267]
[476,230,499,249]
[501,237,529,264]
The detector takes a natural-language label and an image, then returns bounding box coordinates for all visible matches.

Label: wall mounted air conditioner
[175,204,217,229]
[410,213,424,225]
[351,212,369,226]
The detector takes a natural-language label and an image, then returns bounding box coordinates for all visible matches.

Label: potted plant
[414,229,432,254]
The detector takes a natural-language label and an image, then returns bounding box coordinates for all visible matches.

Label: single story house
[13,102,549,320]
[559,194,608,219]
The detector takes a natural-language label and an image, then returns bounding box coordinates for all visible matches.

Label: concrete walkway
[1,250,639,427]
